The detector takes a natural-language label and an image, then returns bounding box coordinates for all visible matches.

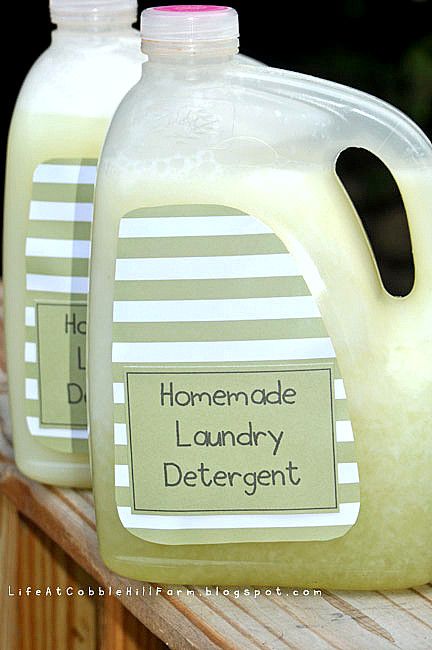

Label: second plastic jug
[3,0,143,487]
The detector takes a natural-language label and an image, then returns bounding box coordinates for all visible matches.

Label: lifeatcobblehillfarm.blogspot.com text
[7,584,323,600]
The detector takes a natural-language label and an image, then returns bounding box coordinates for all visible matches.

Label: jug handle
[236,67,432,299]
[334,88,432,299]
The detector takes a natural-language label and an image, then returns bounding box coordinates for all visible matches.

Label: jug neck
[142,45,237,67]
[141,23,239,62]
[139,50,236,89]
[50,1,137,33]
[52,21,135,34]
[52,17,135,33]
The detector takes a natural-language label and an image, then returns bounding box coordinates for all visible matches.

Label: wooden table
[1,298,432,649]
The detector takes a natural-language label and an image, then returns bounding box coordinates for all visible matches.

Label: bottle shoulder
[101,65,335,169]
[12,32,143,119]
[100,62,432,173]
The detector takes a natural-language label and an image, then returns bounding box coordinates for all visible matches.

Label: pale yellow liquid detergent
[4,112,109,486]
[89,159,432,588]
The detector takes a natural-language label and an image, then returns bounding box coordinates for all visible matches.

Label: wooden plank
[266,591,395,650]
[0,494,19,650]
[337,591,432,649]
[0,461,223,650]
[178,586,316,650]
[14,515,98,650]
[98,597,168,650]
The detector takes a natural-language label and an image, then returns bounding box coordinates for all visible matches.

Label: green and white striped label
[25,159,96,453]
[112,205,360,545]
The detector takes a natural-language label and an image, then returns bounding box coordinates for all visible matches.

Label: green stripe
[111,360,342,383]
[115,446,129,464]
[46,158,97,166]
[26,258,89,277]
[339,484,360,503]
[118,234,286,259]
[125,205,246,219]
[26,292,88,301]
[25,364,38,379]
[25,400,40,417]
[115,495,359,522]
[112,319,329,343]
[32,184,94,203]
[335,399,350,420]
[115,487,359,510]
[127,525,356,543]
[113,276,311,301]
[336,441,356,463]
[115,486,133,506]
[27,221,91,239]
[25,328,36,343]
[114,404,127,421]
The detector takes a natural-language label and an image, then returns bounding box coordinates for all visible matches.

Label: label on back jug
[111,204,360,545]
[36,302,87,427]
[24,159,96,453]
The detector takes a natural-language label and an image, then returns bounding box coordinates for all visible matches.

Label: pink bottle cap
[154,5,229,11]
[141,5,239,42]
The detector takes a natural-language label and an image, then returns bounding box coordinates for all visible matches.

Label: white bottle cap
[141,5,239,48]
[50,0,137,24]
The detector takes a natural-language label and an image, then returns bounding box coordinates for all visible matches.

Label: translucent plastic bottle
[88,6,432,588]
[3,0,143,487]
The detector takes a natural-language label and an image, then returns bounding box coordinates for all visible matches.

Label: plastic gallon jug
[3,0,143,487]
[88,5,432,588]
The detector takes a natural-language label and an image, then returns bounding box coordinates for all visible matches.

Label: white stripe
[116,502,360,530]
[334,379,346,400]
[30,201,93,222]
[112,338,335,363]
[336,420,354,443]
[25,342,37,363]
[338,462,359,484]
[115,254,300,281]
[119,216,272,238]
[33,164,96,185]
[113,383,125,404]
[25,378,38,400]
[25,307,36,327]
[113,296,320,323]
[27,416,88,439]
[114,423,128,445]
[26,238,90,259]
[115,465,130,487]
[26,274,89,294]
